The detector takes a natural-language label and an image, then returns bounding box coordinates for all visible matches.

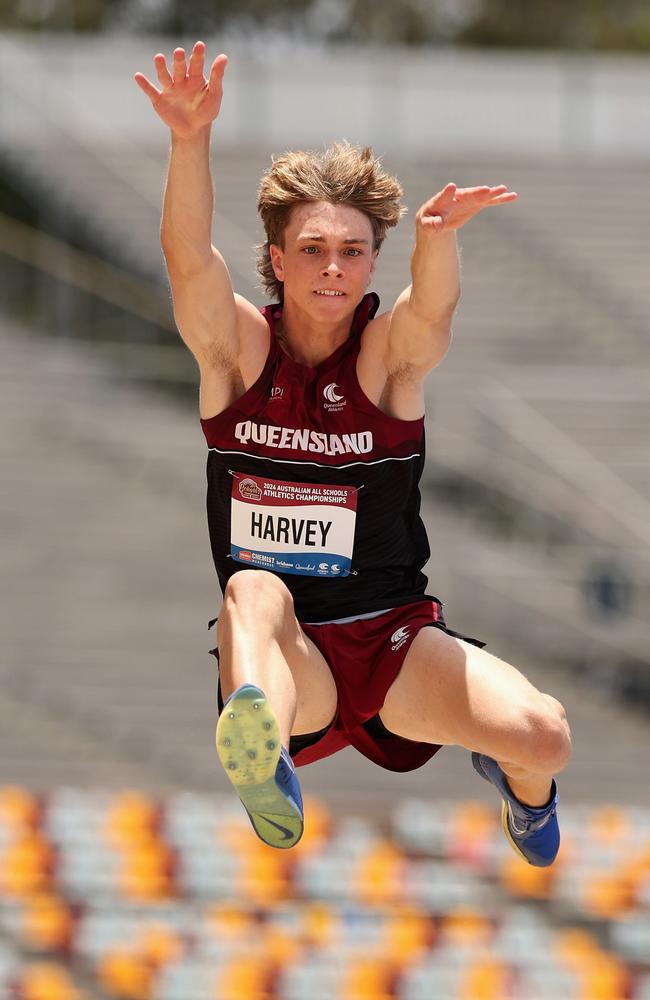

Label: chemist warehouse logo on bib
[391,626,410,651]
[323,382,346,412]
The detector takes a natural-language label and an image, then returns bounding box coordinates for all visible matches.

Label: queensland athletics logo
[390,626,410,651]
[323,382,346,412]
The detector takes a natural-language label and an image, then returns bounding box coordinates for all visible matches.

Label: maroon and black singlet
[201,293,439,623]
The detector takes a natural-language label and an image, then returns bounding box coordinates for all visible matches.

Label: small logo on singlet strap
[323,382,346,411]
[270,386,284,400]
[391,626,411,651]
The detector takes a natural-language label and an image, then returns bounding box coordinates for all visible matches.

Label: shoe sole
[216,685,303,849]
[500,800,531,864]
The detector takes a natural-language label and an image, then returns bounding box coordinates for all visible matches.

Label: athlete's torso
[201,293,435,622]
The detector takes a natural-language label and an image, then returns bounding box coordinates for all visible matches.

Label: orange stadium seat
[205,901,255,935]
[554,927,603,974]
[136,923,185,971]
[352,839,407,907]
[339,956,395,1000]
[235,841,292,906]
[0,830,54,896]
[459,956,510,1000]
[302,901,339,949]
[105,791,161,850]
[0,786,41,833]
[439,907,493,949]
[117,835,175,901]
[261,921,302,968]
[18,961,84,1000]
[582,869,635,919]
[380,904,435,965]
[589,806,632,847]
[97,948,154,1000]
[214,955,274,1000]
[578,952,630,1000]
[500,850,557,899]
[21,893,74,953]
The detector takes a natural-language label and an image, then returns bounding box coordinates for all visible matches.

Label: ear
[270,243,284,281]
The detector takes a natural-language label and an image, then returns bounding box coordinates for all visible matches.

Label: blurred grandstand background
[1,3,650,998]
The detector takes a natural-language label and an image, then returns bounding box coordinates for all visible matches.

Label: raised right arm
[135,43,269,417]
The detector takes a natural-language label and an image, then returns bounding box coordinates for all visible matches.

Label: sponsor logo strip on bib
[230,472,357,577]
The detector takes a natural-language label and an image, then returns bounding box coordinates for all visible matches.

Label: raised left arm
[385,183,518,378]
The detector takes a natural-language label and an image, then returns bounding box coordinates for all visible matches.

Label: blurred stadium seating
[2,784,650,999]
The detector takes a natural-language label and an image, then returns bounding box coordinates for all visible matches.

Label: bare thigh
[379,625,570,771]
[216,570,338,737]
[283,623,338,736]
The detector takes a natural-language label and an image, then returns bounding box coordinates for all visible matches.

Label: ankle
[498,764,555,809]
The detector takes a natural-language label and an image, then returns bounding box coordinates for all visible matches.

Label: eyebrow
[297,235,370,245]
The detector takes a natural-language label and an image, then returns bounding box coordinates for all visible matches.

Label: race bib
[230,472,357,577]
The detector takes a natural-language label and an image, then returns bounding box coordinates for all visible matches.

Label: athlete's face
[270,201,378,315]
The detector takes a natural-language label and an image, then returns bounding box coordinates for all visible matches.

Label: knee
[221,570,294,623]
[522,696,572,774]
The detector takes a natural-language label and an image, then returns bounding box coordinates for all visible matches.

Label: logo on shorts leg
[390,626,410,651]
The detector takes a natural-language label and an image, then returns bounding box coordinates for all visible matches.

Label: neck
[276,296,355,367]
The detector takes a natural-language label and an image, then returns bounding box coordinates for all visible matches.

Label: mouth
[313,289,346,298]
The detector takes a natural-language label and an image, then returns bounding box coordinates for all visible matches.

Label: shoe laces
[508,800,556,837]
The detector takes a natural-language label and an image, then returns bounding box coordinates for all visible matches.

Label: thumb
[209,53,228,90]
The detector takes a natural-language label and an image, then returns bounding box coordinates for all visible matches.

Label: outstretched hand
[134,41,227,138]
[415,183,518,235]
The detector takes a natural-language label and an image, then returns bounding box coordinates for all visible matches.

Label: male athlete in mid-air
[135,42,571,860]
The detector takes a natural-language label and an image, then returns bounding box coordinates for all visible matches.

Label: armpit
[201,339,239,374]
[386,358,421,385]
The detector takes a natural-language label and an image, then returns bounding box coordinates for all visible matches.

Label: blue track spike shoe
[216,684,304,849]
[472,752,560,867]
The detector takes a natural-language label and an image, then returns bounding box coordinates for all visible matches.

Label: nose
[321,258,343,278]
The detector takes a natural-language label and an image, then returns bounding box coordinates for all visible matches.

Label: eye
[346,248,362,256]
[302,246,319,254]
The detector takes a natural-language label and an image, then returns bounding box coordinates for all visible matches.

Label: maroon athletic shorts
[212,599,485,773]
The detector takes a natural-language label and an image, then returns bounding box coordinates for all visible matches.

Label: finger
[435,182,457,203]
[133,72,161,102]
[420,182,456,215]
[209,53,228,90]
[153,53,173,89]
[490,192,519,204]
[188,40,205,78]
[454,185,492,199]
[419,214,446,233]
[172,47,187,82]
